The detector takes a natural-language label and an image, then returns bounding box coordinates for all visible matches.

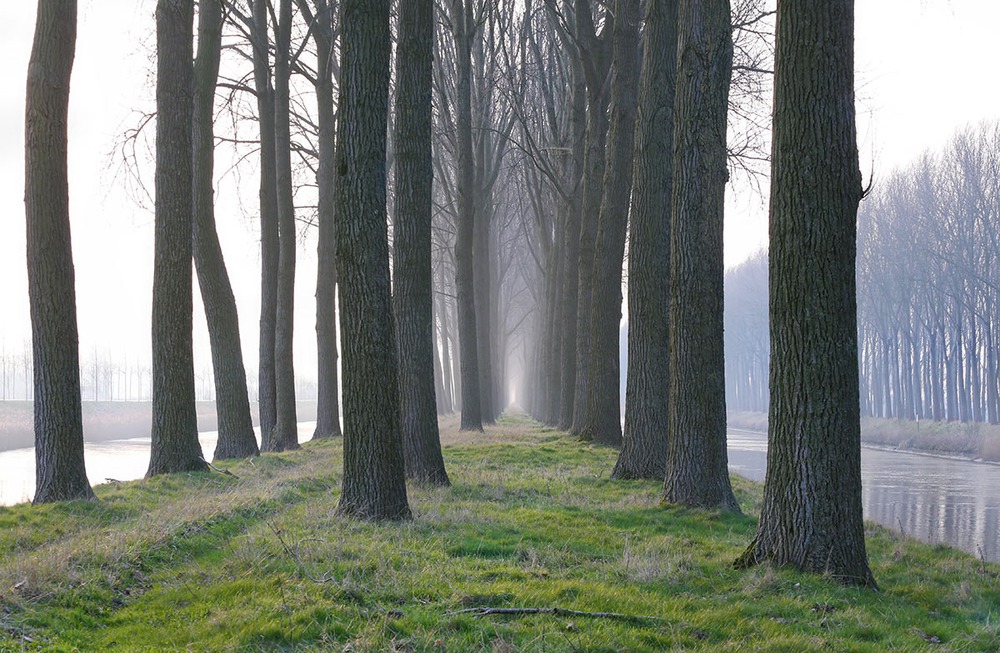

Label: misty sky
[1,0,998,377]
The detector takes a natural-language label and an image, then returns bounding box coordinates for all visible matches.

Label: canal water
[1,424,997,563]
[728,428,1000,563]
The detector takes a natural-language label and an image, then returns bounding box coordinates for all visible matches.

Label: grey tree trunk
[569,0,612,435]
[298,0,342,441]
[270,0,300,451]
[192,0,259,460]
[613,0,677,479]
[250,0,279,447]
[25,0,96,503]
[335,0,411,520]
[579,0,640,447]
[392,0,449,485]
[148,0,207,477]
[452,0,483,432]
[662,0,738,511]
[735,0,876,588]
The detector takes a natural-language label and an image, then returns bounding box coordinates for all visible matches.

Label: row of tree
[25,0,877,585]
[725,121,1000,427]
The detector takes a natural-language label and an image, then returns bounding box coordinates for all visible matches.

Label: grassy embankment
[729,411,1000,463]
[0,413,997,651]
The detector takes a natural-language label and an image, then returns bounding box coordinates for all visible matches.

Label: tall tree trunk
[25,0,96,502]
[452,0,484,431]
[193,0,259,460]
[270,0,300,451]
[736,0,876,588]
[299,0,342,440]
[662,0,739,511]
[335,0,411,520]
[393,0,450,485]
[579,0,640,447]
[148,0,207,477]
[250,0,279,447]
[613,0,677,479]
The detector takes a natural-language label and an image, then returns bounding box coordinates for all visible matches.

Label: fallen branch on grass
[200,457,239,479]
[448,607,664,623]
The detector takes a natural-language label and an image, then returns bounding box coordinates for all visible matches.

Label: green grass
[0,412,997,651]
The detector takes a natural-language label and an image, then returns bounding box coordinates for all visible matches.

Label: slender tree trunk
[193,0,259,460]
[25,0,95,502]
[452,0,483,431]
[335,0,411,520]
[301,0,342,440]
[579,0,640,447]
[736,0,876,588]
[662,0,739,511]
[270,0,300,451]
[251,0,279,448]
[148,0,207,477]
[393,0,449,485]
[613,0,677,479]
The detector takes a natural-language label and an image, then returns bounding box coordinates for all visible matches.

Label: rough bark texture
[735,0,876,588]
[25,0,96,503]
[148,0,208,477]
[662,0,738,510]
[193,0,259,460]
[301,0,342,441]
[569,0,612,435]
[452,0,483,432]
[251,0,279,447]
[393,0,450,485]
[270,0,300,451]
[335,0,411,520]
[613,0,677,479]
[579,0,640,447]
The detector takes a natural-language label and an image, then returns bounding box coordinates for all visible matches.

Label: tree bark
[393,0,450,485]
[25,0,96,502]
[662,0,738,511]
[193,0,259,460]
[613,0,677,479]
[736,0,876,588]
[452,0,484,431]
[579,0,640,447]
[148,0,208,477]
[250,0,279,448]
[270,0,300,451]
[335,0,411,520]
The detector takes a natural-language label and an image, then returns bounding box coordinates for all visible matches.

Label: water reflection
[0,423,316,507]
[727,428,1000,563]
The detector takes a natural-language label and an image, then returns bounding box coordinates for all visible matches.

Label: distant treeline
[725,121,1000,424]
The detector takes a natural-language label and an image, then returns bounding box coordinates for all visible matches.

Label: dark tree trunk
[613,0,677,479]
[335,0,411,520]
[270,0,300,451]
[250,0,279,447]
[579,0,640,447]
[557,56,587,430]
[569,0,612,435]
[192,0,259,460]
[392,0,449,485]
[299,0,342,441]
[452,0,483,431]
[662,0,738,511]
[25,0,96,503]
[148,0,208,477]
[736,0,876,588]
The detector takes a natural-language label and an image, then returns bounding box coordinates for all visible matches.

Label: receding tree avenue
[19,1,1000,643]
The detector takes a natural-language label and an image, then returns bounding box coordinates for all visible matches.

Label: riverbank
[0,413,997,650]
[728,411,1000,463]
[0,400,318,452]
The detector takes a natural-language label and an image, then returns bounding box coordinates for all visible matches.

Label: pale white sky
[1,0,999,379]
